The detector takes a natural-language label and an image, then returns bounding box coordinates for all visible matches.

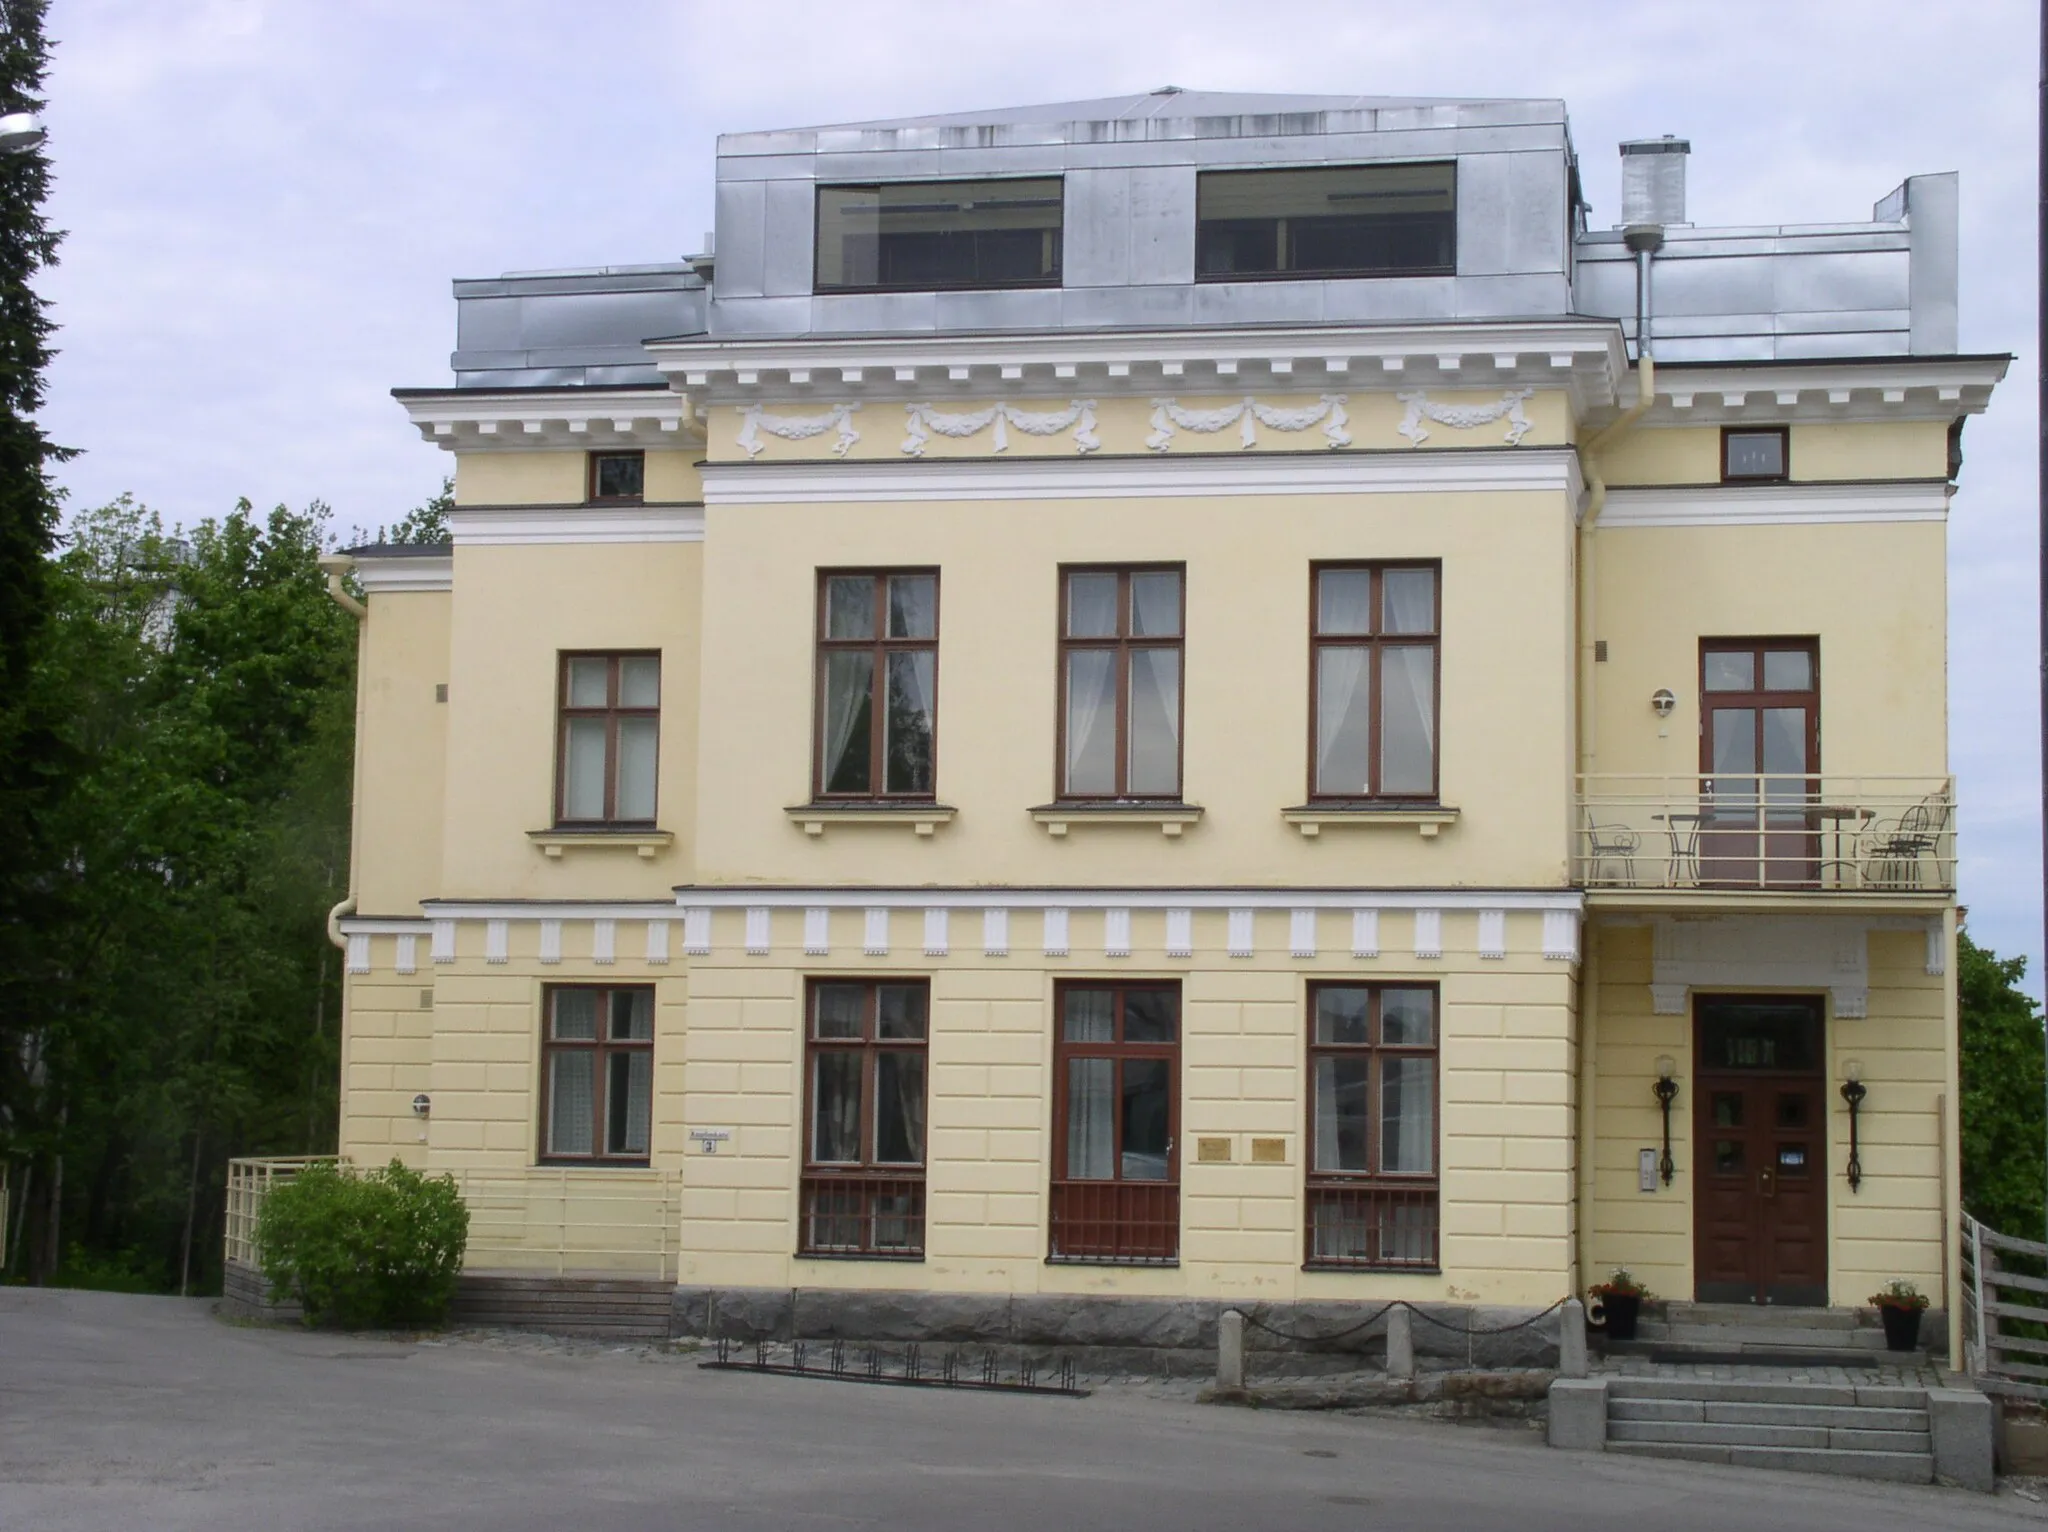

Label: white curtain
[876,1053,926,1164]
[1380,1058,1435,1174]
[549,1053,593,1155]
[614,717,658,820]
[1379,647,1436,794]
[614,1052,651,1155]
[1313,1059,1340,1172]
[1126,649,1180,794]
[885,652,936,794]
[562,719,607,819]
[1065,651,1117,794]
[1316,648,1371,794]
[821,653,873,792]
[1067,1058,1114,1179]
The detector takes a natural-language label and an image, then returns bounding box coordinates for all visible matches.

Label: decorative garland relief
[1396,388,1535,447]
[901,400,1099,457]
[735,403,861,459]
[1146,394,1350,452]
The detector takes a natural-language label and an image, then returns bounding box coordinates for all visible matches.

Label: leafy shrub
[255,1160,469,1328]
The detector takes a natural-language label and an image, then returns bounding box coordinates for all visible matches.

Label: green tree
[1959,932,2046,1239]
[374,476,451,546]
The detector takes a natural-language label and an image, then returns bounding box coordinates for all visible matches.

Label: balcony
[1576,775,1954,895]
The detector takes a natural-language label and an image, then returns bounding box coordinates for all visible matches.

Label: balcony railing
[1576,774,1954,893]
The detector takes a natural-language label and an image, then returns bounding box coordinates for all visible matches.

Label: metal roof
[773,88,1559,133]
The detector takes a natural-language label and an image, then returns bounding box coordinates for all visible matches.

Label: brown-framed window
[1309,563,1439,800]
[1721,427,1788,483]
[1058,566,1184,800]
[1196,163,1456,281]
[556,652,660,826]
[1050,981,1180,1265]
[1305,983,1439,1270]
[814,177,1064,293]
[540,986,654,1163]
[815,571,938,799]
[801,979,929,1258]
[588,450,645,503]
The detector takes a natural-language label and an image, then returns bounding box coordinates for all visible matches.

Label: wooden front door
[1698,639,1819,887]
[1692,995,1829,1305]
[1049,981,1180,1264]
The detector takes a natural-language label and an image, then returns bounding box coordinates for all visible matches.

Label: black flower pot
[1598,1293,1642,1340]
[1878,1304,1923,1352]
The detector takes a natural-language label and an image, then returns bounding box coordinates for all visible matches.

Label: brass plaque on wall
[1250,1137,1288,1164]
[1196,1136,1233,1163]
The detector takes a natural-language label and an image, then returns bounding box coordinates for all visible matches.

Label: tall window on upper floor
[815,178,1064,292]
[1059,566,1183,801]
[557,652,661,826]
[1311,564,1439,800]
[816,571,938,800]
[1196,163,1456,281]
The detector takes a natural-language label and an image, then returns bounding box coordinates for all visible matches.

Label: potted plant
[1870,1279,1929,1352]
[1589,1269,1651,1340]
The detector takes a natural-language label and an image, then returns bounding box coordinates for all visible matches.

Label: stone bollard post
[1558,1298,1589,1378]
[1216,1309,1246,1394]
[1386,1304,1415,1379]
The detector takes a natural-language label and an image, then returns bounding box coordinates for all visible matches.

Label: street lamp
[0,113,43,153]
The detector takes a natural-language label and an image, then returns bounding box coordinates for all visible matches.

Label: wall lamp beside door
[1839,1060,1866,1192]
[1653,1055,1679,1185]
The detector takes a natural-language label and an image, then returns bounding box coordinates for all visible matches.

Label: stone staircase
[1602,1377,1934,1482]
[1604,1302,1918,1366]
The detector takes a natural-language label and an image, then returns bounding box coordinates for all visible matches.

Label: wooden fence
[1962,1212,2048,1400]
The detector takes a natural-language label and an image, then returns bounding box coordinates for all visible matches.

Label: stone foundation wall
[672,1286,1560,1375]
[219,1260,301,1324]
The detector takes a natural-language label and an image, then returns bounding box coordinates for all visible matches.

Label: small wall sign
[688,1127,734,1155]
[1639,1148,1658,1192]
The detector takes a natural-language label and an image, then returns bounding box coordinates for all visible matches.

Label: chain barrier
[1238,1297,1568,1345]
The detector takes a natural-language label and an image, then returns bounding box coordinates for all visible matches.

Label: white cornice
[335,917,436,935]
[1645,357,2006,424]
[1599,479,1951,529]
[645,321,1632,418]
[700,447,1584,506]
[415,902,676,922]
[449,503,705,546]
[356,556,453,593]
[397,389,704,453]
[669,887,1585,913]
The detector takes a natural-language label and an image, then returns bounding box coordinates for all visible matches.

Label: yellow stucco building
[285,93,2005,1363]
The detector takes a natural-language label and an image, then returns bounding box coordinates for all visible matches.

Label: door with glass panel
[1698,640,1819,887]
[1058,567,1183,800]
[1050,983,1179,1263]
[1692,996,1828,1305]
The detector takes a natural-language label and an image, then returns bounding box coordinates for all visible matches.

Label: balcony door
[1699,640,1819,887]
[1692,996,1829,1305]
[1049,982,1179,1264]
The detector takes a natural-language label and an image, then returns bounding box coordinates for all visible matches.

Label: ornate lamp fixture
[1653,1055,1679,1185]
[1840,1060,1867,1192]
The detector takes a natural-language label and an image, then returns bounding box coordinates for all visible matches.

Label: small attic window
[1196,162,1456,281]
[815,178,1064,293]
[1722,428,1788,483]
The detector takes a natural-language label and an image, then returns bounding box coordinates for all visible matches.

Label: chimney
[1619,136,1689,235]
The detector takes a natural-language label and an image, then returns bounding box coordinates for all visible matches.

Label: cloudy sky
[33,0,2044,989]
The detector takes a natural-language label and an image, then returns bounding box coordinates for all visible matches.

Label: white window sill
[1281,805,1460,839]
[1029,802,1204,838]
[784,803,957,837]
[527,828,675,859]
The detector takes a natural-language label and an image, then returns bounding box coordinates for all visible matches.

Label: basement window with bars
[1305,984,1439,1270]
[540,986,654,1164]
[801,980,928,1258]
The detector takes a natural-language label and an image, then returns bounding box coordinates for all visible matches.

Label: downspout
[318,554,366,949]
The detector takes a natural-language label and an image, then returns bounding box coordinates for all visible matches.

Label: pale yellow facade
[324,104,2002,1350]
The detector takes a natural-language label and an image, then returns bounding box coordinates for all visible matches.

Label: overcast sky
[34,0,2044,992]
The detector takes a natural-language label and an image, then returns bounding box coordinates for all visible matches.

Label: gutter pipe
[319,553,366,951]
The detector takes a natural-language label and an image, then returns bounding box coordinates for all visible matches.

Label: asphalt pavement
[0,1287,2035,1530]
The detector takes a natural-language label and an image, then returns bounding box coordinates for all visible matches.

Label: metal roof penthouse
[445,89,1959,390]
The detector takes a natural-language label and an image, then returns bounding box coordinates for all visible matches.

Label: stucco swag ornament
[1395,387,1535,447]
[1146,394,1350,452]
[899,400,1101,457]
[735,403,861,459]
